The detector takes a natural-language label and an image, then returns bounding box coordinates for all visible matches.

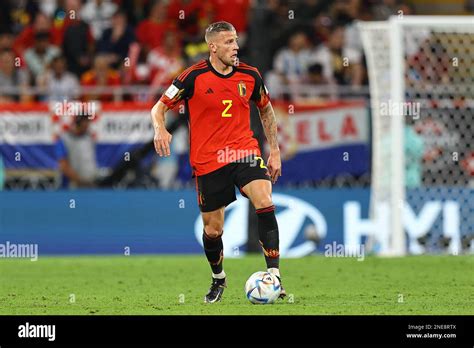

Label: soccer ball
[244,271,281,304]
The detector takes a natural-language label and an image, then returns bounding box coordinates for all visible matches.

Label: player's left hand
[267,149,282,184]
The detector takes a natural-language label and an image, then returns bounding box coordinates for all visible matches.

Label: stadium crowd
[3,0,471,190]
[0,0,418,103]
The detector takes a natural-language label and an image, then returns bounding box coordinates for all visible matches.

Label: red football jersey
[159,59,270,176]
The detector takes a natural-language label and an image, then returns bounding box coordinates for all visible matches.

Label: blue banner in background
[0,143,154,169]
[0,188,471,256]
[0,189,368,256]
[0,190,202,254]
[277,144,370,184]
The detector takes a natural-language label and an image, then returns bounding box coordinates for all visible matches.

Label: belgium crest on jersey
[238,81,246,97]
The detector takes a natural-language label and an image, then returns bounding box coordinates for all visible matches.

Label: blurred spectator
[380,123,424,189]
[296,63,336,102]
[246,0,284,75]
[13,12,61,57]
[59,0,95,77]
[135,0,177,55]
[331,0,370,63]
[81,54,121,102]
[148,31,185,91]
[398,3,415,16]
[295,0,331,23]
[123,42,151,100]
[56,115,98,189]
[0,32,15,52]
[81,0,118,40]
[466,0,474,12]
[154,115,189,189]
[309,24,363,86]
[168,0,209,42]
[0,2,13,34]
[210,0,250,44]
[266,31,313,100]
[24,31,60,81]
[97,9,136,69]
[125,29,184,101]
[2,0,40,35]
[307,63,328,85]
[265,0,296,59]
[183,27,209,65]
[407,37,450,86]
[372,0,396,20]
[404,124,424,188]
[39,0,58,17]
[0,49,30,103]
[372,0,405,20]
[312,12,333,45]
[120,0,149,27]
[274,31,312,78]
[37,55,80,102]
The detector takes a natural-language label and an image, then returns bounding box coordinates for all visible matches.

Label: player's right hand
[153,128,172,157]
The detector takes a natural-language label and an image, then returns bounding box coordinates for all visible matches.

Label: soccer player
[151,21,284,303]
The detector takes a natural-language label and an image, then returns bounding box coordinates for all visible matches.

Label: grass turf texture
[0,255,472,315]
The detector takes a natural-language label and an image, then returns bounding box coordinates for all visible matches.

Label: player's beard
[220,53,237,67]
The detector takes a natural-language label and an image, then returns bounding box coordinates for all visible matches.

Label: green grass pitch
[0,255,472,315]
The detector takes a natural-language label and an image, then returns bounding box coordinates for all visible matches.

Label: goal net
[359,16,474,256]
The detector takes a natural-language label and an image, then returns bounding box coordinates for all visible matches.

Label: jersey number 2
[222,100,232,118]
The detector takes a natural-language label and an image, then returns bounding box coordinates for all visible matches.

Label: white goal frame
[359,15,474,256]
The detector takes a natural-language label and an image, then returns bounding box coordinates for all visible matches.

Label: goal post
[358,15,474,256]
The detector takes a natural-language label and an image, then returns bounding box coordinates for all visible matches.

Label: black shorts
[196,155,271,212]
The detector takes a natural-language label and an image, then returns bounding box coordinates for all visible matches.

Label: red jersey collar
[206,59,236,78]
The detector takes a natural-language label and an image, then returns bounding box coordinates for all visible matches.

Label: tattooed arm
[258,102,281,183]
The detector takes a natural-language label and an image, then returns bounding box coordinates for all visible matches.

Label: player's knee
[203,224,223,239]
[254,196,273,210]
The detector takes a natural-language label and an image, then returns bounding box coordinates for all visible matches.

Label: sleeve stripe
[177,61,207,82]
[237,62,259,72]
[237,62,256,68]
[237,66,262,77]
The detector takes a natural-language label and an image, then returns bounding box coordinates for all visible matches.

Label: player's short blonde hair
[204,21,236,43]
